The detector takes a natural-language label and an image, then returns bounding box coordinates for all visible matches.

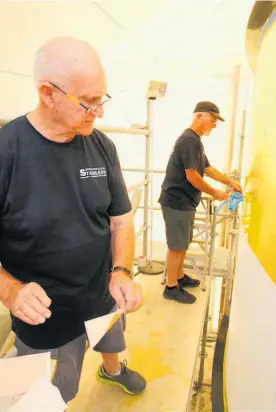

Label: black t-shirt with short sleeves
[0,116,131,349]
[159,128,210,211]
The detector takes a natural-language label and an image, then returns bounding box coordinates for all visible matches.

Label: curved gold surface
[245,15,276,283]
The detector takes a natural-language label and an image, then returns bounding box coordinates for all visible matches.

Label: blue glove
[216,192,243,215]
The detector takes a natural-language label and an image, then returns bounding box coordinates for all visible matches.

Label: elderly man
[159,101,242,304]
[0,37,146,403]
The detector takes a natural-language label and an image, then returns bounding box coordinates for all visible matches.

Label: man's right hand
[212,189,229,201]
[9,282,52,326]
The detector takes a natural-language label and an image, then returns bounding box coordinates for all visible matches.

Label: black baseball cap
[193,101,225,122]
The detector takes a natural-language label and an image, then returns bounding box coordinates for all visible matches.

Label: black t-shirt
[159,128,210,211]
[0,116,131,349]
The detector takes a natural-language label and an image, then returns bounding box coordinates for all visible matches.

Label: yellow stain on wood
[128,343,172,382]
[122,343,173,409]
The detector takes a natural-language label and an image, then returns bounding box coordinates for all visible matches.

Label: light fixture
[146,80,167,100]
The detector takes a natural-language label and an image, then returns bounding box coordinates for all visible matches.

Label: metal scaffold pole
[223,108,247,312]
[193,206,218,412]
[138,97,164,275]
[142,99,152,260]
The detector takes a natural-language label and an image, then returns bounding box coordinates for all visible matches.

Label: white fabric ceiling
[0,0,255,120]
[0,0,255,76]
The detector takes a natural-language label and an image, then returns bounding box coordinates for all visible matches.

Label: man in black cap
[158,101,242,304]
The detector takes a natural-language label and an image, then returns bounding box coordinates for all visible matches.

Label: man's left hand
[229,180,243,193]
[109,272,143,314]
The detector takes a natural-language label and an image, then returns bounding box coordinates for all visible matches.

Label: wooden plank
[68,274,209,412]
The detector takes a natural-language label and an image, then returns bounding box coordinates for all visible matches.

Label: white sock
[103,365,121,376]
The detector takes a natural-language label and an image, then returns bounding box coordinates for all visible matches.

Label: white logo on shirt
[80,167,107,179]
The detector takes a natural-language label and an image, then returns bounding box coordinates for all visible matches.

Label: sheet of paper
[6,377,66,412]
[85,309,123,349]
[0,353,51,398]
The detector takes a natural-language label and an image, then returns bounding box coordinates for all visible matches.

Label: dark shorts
[14,307,126,403]
[161,205,195,250]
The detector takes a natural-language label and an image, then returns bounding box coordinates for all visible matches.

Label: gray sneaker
[96,360,147,394]
[178,274,200,288]
[163,286,196,304]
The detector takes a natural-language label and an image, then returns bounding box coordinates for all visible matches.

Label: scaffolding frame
[188,198,242,411]
[93,111,151,258]
[160,196,213,291]
[189,107,247,412]
[98,99,163,275]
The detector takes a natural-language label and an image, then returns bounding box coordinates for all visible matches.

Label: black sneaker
[178,274,200,288]
[163,286,196,304]
[96,360,146,395]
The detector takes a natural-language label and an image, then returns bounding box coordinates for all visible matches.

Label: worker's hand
[212,189,230,201]
[109,272,143,314]
[229,180,243,193]
[9,282,52,326]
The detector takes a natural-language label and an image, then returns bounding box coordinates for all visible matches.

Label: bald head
[34,36,104,87]
[31,37,107,138]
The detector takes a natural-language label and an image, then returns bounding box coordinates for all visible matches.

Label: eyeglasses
[207,112,218,124]
[49,81,111,114]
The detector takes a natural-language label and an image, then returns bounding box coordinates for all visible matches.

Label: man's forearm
[0,267,23,308]
[187,173,216,196]
[110,221,135,271]
[205,166,231,185]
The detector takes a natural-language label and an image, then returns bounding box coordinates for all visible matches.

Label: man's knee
[52,334,86,403]
[93,310,126,354]
[52,368,80,403]
[168,248,187,254]
[15,334,86,404]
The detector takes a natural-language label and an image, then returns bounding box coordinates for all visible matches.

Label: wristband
[110,266,133,278]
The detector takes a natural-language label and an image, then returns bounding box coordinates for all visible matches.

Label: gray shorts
[14,308,126,404]
[161,206,195,250]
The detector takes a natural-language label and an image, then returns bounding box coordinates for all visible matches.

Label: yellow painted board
[244,17,276,284]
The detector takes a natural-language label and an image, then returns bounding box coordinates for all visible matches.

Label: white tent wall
[0,2,118,119]
[0,0,255,117]
[0,0,169,119]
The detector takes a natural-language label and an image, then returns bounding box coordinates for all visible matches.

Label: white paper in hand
[85,309,123,349]
[0,353,51,398]
[6,377,66,412]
